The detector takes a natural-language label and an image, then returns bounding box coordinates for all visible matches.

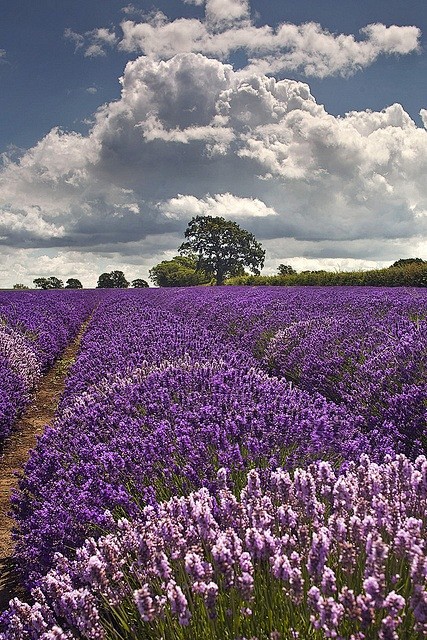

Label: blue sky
[0,0,426,286]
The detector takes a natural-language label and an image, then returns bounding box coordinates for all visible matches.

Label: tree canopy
[33,277,64,289]
[277,264,296,276]
[179,215,265,286]
[97,270,129,288]
[389,258,425,269]
[65,278,83,289]
[149,255,210,287]
[132,278,149,288]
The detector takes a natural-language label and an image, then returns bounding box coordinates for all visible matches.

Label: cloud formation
[64,27,118,57]
[64,0,420,79]
[1,52,427,284]
[160,193,278,219]
[118,16,420,78]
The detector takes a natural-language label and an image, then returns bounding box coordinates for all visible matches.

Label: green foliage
[101,567,316,640]
[64,278,83,289]
[277,264,296,276]
[253,329,277,360]
[12,283,29,289]
[132,279,149,288]
[149,256,211,287]
[97,270,129,289]
[389,257,425,268]
[226,262,427,288]
[300,270,328,275]
[33,276,64,289]
[179,215,265,286]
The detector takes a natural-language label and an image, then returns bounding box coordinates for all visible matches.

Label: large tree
[179,216,265,285]
[149,255,210,287]
[97,270,129,288]
[33,277,64,289]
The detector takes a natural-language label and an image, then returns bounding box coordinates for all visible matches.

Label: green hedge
[225,263,427,287]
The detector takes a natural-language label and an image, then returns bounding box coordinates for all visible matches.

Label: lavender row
[142,287,427,455]
[264,307,427,456]
[138,286,427,356]
[11,292,385,583]
[0,291,97,444]
[56,293,258,411]
[4,454,427,639]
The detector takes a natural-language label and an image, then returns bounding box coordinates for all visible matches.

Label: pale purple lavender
[2,455,427,638]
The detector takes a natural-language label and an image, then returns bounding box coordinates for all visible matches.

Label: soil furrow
[0,318,91,610]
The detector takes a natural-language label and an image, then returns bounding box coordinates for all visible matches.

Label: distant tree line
[33,277,83,289]
[14,272,149,290]
[13,216,265,290]
[227,258,427,288]
[96,271,148,288]
[10,217,427,290]
[148,219,427,287]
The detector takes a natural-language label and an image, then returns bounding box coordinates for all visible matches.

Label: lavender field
[1,286,427,639]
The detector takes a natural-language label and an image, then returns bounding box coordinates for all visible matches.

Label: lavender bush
[3,454,427,639]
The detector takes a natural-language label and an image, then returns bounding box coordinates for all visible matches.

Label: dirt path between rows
[0,318,90,610]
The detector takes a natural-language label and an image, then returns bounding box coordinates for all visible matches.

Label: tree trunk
[215,269,224,286]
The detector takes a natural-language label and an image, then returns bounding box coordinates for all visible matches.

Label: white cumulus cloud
[160,193,278,219]
[205,0,250,26]
[65,0,420,78]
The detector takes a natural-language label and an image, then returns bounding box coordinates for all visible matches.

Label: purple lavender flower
[134,584,165,622]
[166,580,191,626]
[3,454,427,638]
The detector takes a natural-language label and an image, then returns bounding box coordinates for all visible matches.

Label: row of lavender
[3,287,427,638]
[0,291,97,446]
[144,286,427,456]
